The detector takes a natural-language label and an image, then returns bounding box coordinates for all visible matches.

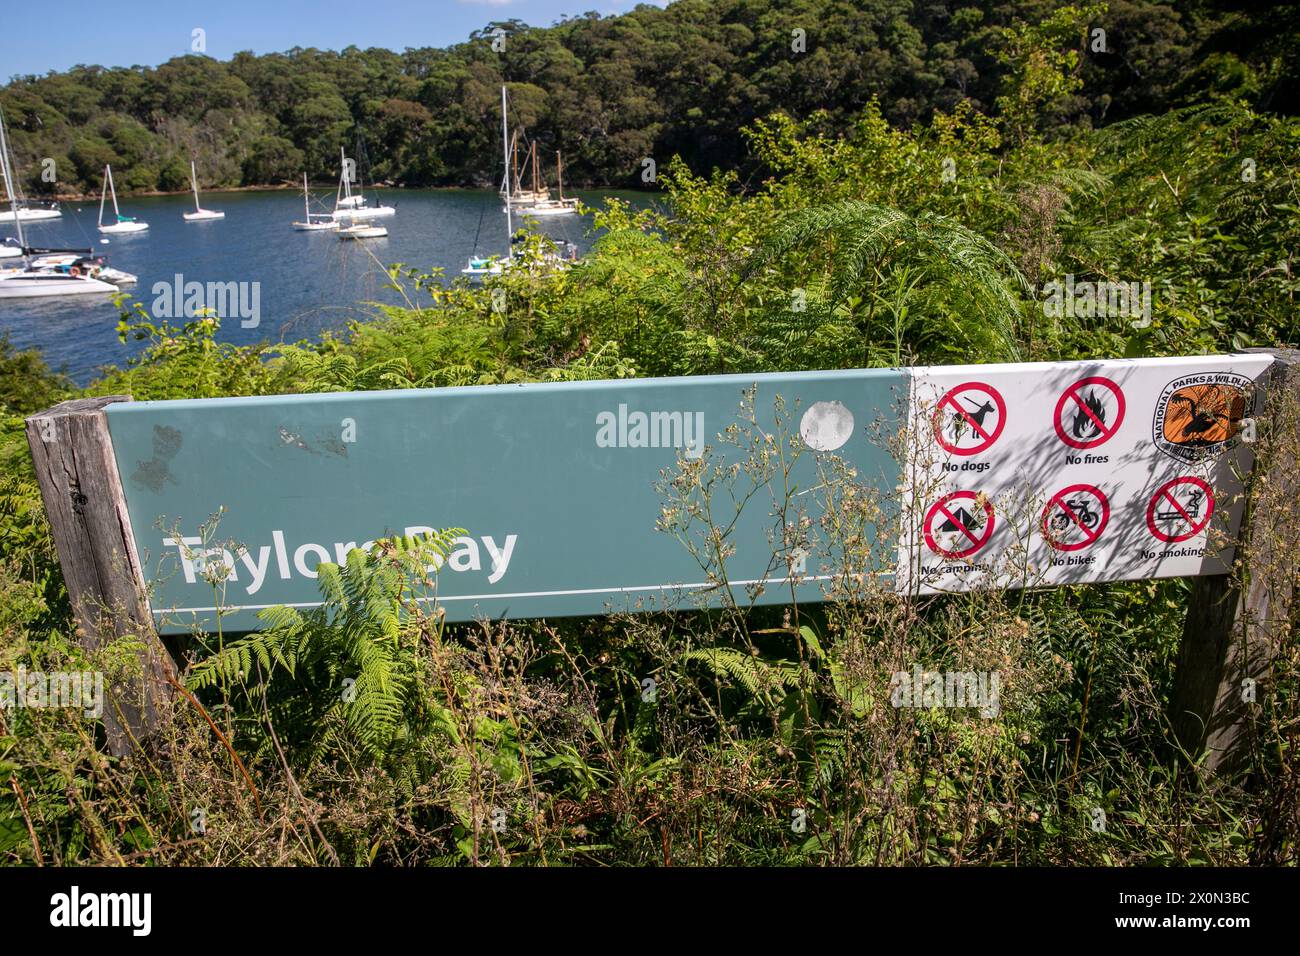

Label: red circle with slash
[931,382,1006,456]
[1146,476,1214,543]
[1040,484,1110,552]
[923,491,996,559]
[1053,376,1126,450]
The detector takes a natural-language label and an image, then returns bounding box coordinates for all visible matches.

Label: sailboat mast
[510,130,519,196]
[557,151,564,200]
[531,141,539,196]
[304,172,310,218]
[191,160,201,211]
[0,111,27,259]
[98,166,108,227]
[109,166,121,217]
[501,85,512,255]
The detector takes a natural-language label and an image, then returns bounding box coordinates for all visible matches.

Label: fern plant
[187,530,463,786]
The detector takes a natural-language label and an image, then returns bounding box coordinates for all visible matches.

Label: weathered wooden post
[24,396,176,756]
[1170,349,1300,773]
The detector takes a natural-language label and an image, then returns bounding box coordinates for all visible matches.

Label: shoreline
[26,182,650,203]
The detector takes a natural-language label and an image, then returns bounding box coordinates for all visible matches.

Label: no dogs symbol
[923,491,995,559]
[932,382,1006,456]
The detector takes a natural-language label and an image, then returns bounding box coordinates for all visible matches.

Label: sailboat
[501,135,548,208]
[97,165,148,234]
[331,146,395,220]
[183,161,224,221]
[0,202,60,223]
[464,87,515,280]
[513,150,579,217]
[0,109,122,298]
[292,172,338,231]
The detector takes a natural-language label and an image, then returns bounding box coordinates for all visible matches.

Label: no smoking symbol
[1041,484,1109,552]
[1146,477,1214,543]
[1054,376,1125,450]
[932,382,1005,456]
[924,491,995,559]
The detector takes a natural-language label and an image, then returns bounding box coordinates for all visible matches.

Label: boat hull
[331,205,396,220]
[184,210,225,221]
[99,222,149,234]
[0,208,62,223]
[338,226,388,239]
[0,272,118,297]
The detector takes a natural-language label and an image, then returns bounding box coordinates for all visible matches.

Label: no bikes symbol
[1146,476,1214,543]
[924,491,995,559]
[1041,484,1110,551]
[932,382,1005,456]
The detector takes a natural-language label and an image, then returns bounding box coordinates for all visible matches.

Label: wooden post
[1170,349,1300,773]
[25,396,176,755]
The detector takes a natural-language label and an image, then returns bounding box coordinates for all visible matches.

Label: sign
[898,354,1270,592]
[923,491,995,559]
[103,354,1274,633]
[105,370,904,633]
[932,382,1005,455]
[1146,476,1214,543]
[1053,376,1125,449]
[1040,484,1109,552]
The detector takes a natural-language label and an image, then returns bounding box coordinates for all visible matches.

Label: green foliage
[2,1,1293,196]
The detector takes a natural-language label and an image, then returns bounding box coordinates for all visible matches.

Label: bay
[0,187,651,385]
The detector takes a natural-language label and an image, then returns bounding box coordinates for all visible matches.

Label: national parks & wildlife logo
[1152,372,1253,463]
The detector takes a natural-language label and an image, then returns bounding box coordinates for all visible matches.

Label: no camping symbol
[932,382,1006,456]
[1040,484,1110,552]
[924,491,995,559]
[1054,376,1126,449]
[1146,476,1214,543]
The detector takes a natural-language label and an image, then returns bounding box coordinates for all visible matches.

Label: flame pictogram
[1071,389,1107,439]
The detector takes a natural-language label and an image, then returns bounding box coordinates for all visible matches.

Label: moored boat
[182,160,224,221]
[97,165,149,234]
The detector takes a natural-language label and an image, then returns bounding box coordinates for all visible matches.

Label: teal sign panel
[105,370,906,633]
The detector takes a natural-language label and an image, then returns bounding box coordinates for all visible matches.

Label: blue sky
[0,0,668,80]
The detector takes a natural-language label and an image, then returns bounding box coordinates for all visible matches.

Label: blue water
[0,188,649,384]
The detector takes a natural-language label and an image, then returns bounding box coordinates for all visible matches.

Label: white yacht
[97,165,149,234]
[292,172,339,230]
[331,147,395,221]
[182,160,224,221]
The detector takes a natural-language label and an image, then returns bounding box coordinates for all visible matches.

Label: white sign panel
[896,354,1272,593]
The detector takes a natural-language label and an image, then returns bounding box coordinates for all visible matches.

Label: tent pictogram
[923,491,996,559]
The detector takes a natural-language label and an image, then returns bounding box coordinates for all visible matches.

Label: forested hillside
[0,0,1296,195]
